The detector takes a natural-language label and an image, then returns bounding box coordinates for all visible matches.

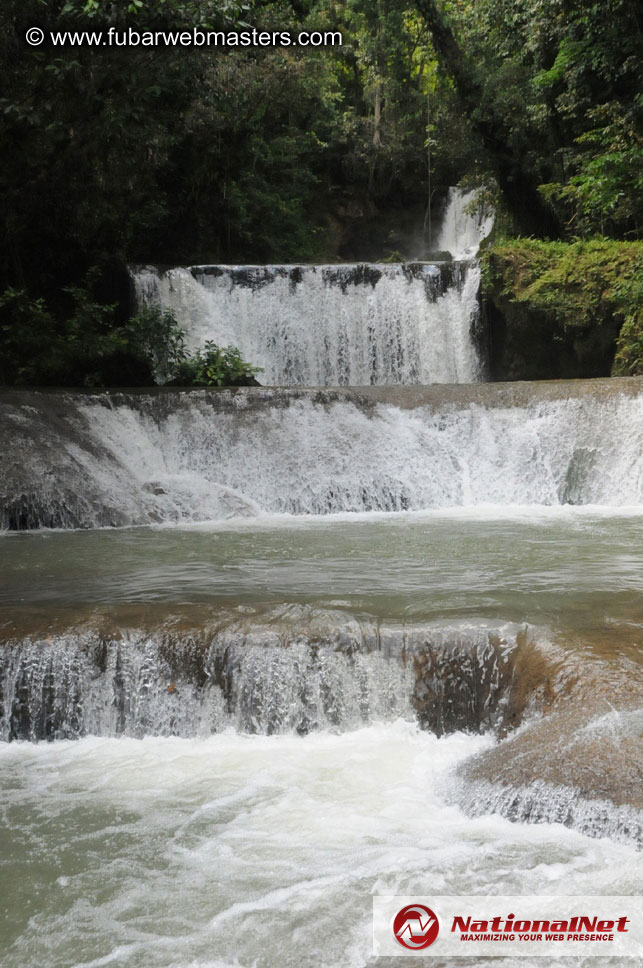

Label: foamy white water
[134,261,483,386]
[2,182,640,968]
[1,723,640,968]
[133,188,493,390]
[2,383,643,528]
[435,186,494,260]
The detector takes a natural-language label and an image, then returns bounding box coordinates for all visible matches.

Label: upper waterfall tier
[133,261,485,386]
[2,379,643,529]
[435,186,494,260]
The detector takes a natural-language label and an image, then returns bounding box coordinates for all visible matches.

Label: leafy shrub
[611,271,643,376]
[0,279,139,387]
[121,306,189,383]
[0,278,261,388]
[0,287,59,385]
[170,340,262,387]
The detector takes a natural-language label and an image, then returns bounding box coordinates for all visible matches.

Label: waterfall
[2,380,643,529]
[0,618,545,741]
[2,175,642,861]
[456,778,642,847]
[130,188,495,387]
[133,261,485,386]
[435,186,494,260]
[2,608,640,846]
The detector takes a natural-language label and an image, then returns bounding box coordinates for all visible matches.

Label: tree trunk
[373,84,382,148]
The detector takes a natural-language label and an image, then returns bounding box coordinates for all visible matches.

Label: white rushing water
[2,723,641,968]
[1,613,538,742]
[134,262,484,386]
[3,183,640,968]
[435,186,494,260]
[0,624,416,740]
[2,384,643,528]
[132,190,493,387]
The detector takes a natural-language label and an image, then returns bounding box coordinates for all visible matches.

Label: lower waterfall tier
[1,607,642,846]
[0,615,543,741]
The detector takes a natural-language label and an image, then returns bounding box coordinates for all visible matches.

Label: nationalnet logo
[373,896,643,958]
[393,904,440,950]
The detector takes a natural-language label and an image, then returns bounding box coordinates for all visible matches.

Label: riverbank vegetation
[0,286,260,387]
[483,239,643,380]
[1,0,641,384]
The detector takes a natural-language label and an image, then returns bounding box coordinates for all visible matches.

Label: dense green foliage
[612,273,643,377]
[170,340,262,387]
[0,0,641,385]
[0,288,260,387]
[1,0,464,287]
[424,0,642,239]
[0,278,152,386]
[484,239,643,378]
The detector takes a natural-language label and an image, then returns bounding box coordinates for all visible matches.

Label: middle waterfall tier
[134,262,485,385]
[2,380,643,529]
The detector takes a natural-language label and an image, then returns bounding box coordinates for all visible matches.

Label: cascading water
[2,380,642,528]
[2,378,643,859]
[134,262,484,385]
[435,186,494,260]
[0,617,538,741]
[132,189,492,386]
[2,195,642,967]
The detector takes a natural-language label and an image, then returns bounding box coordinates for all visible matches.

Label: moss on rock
[483,238,643,380]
